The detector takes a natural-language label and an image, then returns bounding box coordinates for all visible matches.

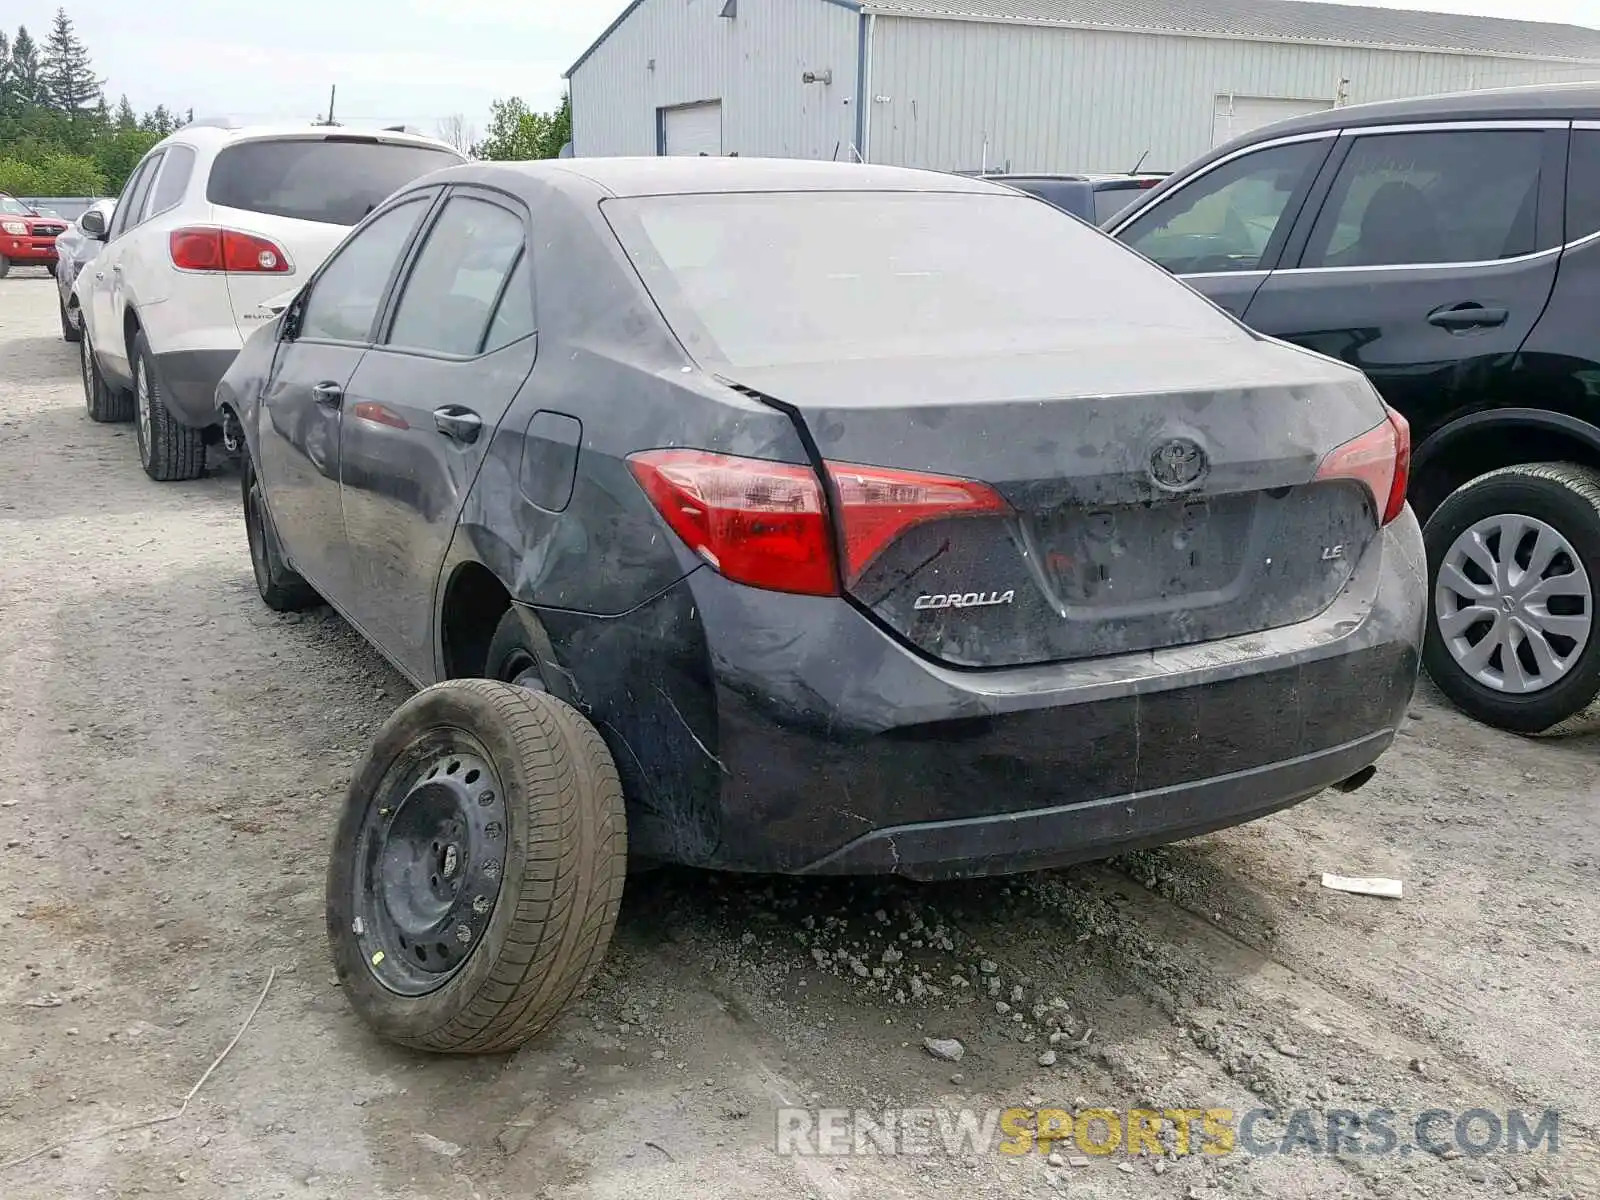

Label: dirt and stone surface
[1,271,1597,1199]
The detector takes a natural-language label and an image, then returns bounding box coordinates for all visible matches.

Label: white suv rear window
[207,137,460,227]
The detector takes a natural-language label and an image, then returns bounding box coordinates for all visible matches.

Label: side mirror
[80,209,108,239]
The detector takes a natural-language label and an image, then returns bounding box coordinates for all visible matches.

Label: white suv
[74,120,465,481]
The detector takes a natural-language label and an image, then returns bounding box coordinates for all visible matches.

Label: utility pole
[317,85,338,126]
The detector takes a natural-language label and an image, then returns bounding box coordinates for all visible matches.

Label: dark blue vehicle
[216,157,1423,1054]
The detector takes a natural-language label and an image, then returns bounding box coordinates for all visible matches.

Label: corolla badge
[1148,437,1208,491]
[914,590,1015,610]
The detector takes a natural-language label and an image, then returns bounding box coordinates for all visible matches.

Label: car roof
[155,121,460,155]
[452,156,1011,198]
[1240,80,1600,142]
[994,173,1166,185]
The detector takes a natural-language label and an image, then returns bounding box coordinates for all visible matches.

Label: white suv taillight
[169,227,290,273]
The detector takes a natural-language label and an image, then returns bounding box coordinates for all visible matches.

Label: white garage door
[1212,95,1334,147]
[661,101,723,156]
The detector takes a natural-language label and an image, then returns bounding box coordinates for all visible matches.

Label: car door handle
[1427,304,1508,330]
[311,381,343,407]
[434,406,482,445]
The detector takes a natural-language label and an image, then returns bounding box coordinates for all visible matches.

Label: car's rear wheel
[1423,463,1600,735]
[81,331,133,423]
[131,329,205,481]
[326,679,627,1053]
[0,255,10,279]
[59,294,81,343]
[241,451,320,612]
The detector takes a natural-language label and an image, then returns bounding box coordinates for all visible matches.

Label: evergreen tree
[41,9,101,119]
[114,93,136,130]
[11,26,44,106]
[0,31,13,119]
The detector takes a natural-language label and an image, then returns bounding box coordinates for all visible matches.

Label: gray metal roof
[861,0,1600,61]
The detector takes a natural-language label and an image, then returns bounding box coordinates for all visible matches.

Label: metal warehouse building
[564,0,1600,173]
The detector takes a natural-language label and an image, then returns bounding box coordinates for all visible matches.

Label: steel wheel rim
[352,733,509,997]
[1435,512,1593,694]
[135,361,152,461]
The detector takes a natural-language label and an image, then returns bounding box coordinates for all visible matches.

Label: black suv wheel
[1423,463,1600,735]
[131,329,205,481]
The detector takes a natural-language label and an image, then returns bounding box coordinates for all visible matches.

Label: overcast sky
[16,0,1600,138]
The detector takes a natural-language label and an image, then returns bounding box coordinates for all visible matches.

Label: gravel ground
[1,270,1596,1200]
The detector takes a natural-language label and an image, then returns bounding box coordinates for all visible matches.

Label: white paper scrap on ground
[1321,873,1403,899]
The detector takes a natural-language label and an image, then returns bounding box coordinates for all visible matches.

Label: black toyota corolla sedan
[216,157,1424,1053]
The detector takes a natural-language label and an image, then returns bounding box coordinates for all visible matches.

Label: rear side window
[1119,139,1326,273]
[299,197,430,343]
[1302,130,1542,268]
[483,255,534,352]
[207,138,461,227]
[386,195,527,355]
[607,190,1241,369]
[1567,130,1600,242]
[148,146,196,215]
[112,153,162,238]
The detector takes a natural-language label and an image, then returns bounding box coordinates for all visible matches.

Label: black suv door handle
[433,405,482,445]
[1427,304,1508,331]
[311,381,343,407]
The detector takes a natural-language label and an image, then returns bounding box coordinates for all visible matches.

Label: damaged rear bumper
[534,509,1427,878]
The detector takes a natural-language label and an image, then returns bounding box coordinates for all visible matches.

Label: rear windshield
[606,190,1239,368]
[1093,185,1144,225]
[207,138,461,226]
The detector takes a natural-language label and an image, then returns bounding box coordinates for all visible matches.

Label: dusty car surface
[54,198,115,343]
[217,157,1425,1053]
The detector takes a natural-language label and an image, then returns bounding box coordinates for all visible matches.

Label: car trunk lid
[723,334,1390,668]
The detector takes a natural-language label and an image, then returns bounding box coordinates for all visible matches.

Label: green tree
[114,93,135,130]
[139,103,174,136]
[10,25,44,106]
[0,149,103,194]
[41,8,101,121]
[473,94,571,161]
[92,126,158,191]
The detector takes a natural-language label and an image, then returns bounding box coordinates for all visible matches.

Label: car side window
[482,253,534,352]
[148,146,196,217]
[1302,130,1543,268]
[1119,139,1326,274]
[110,154,161,239]
[385,195,527,356]
[298,197,431,344]
[1566,130,1600,243]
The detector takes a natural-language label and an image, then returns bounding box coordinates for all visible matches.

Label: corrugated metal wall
[865,15,1596,173]
[569,0,861,159]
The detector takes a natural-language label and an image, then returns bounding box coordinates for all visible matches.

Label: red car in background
[0,193,69,277]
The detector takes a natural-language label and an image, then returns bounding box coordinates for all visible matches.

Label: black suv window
[1119,139,1326,274]
[1567,129,1600,242]
[299,197,430,343]
[386,195,527,356]
[208,138,461,227]
[1302,130,1542,268]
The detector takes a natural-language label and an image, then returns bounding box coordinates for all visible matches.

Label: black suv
[1107,82,1600,735]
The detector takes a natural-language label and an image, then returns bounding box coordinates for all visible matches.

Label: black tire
[45,261,56,278]
[59,294,81,343]
[0,255,10,279]
[485,607,552,688]
[241,452,319,612]
[327,680,627,1053]
[131,329,205,481]
[1422,463,1600,735]
[81,331,133,423]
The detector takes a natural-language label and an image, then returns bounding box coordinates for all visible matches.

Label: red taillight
[169,227,289,273]
[825,461,1011,585]
[627,450,1011,595]
[1314,405,1411,526]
